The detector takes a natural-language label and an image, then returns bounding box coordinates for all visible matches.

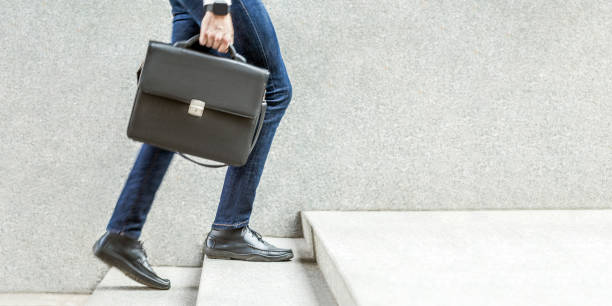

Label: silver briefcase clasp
[188,99,205,117]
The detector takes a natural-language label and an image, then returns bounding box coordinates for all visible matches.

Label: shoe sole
[93,244,170,290]
[204,247,294,262]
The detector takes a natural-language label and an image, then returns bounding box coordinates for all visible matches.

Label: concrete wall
[1,0,610,292]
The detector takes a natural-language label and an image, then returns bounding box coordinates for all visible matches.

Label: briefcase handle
[136,35,246,83]
[173,34,247,64]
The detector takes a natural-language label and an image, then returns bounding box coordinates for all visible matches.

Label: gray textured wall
[1,0,611,293]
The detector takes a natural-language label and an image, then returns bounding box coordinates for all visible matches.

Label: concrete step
[196,238,336,306]
[302,210,612,306]
[84,267,201,306]
[0,293,89,306]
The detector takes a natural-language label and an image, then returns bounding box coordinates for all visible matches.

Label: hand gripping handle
[173,34,246,63]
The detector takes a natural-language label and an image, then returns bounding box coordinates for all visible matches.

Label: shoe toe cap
[269,248,294,259]
[152,277,171,290]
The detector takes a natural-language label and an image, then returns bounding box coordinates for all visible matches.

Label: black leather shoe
[92,231,171,290]
[204,225,294,262]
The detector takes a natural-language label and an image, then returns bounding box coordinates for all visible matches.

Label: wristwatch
[204,0,231,16]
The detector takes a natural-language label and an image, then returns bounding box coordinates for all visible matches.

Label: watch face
[212,3,229,15]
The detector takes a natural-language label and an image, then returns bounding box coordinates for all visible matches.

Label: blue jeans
[106,0,292,239]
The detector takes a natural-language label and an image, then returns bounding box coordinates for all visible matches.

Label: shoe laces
[135,240,154,269]
[136,240,148,257]
[246,225,264,242]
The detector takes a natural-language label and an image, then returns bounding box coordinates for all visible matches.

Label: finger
[200,29,209,46]
[212,31,224,50]
[199,13,212,45]
[218,40,229,53]
[219,34,232,53]
[205,30,215,47]
[199,27,207,45]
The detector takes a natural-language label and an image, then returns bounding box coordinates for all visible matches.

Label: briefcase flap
[138,41,270,119]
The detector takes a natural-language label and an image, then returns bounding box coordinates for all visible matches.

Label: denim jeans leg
[171,0,293,229]
[210,0,293,229]
[105,143,174,239]
[105,8,200,240]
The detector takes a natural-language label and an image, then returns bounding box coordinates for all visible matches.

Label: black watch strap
[205,2,230,15]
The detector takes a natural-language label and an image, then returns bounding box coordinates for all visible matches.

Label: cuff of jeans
[204,0,232,6]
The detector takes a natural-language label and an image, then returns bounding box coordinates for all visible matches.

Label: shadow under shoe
[204,225,294,262]
[92,231,171,290]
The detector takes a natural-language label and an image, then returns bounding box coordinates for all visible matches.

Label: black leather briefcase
[127,35,269,167]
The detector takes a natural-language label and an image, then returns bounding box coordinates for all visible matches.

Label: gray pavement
[0,294,89,306]
[303,210,612,306]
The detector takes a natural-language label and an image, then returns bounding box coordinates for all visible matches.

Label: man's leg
[176,0,293,260]
[93,3,202,289]
[104,144,174,239]
[175,0,294,261]
[213,0,294,230]
[105,3,202,239]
